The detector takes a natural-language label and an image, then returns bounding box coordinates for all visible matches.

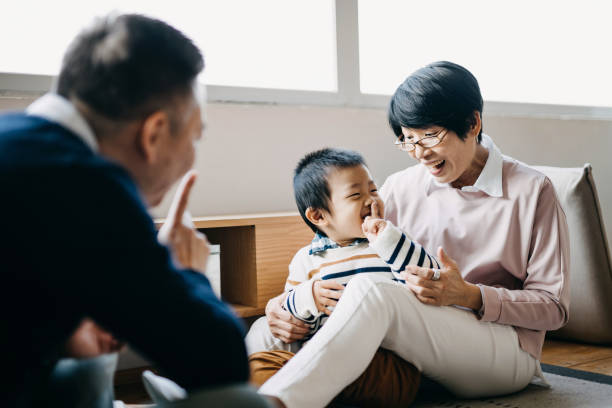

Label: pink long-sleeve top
[380,134,570,360]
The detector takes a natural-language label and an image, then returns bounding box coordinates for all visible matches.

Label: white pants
[258,275,538,408]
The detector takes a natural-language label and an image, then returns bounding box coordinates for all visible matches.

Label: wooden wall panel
[254,218,313,308]
[202,226,257,307]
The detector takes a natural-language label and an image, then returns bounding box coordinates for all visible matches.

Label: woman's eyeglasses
[394,129,448,152]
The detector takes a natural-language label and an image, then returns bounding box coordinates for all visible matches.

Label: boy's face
[320,164,384,244]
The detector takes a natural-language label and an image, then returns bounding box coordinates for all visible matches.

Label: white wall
[152,103,612,241]
[2,97,611,239]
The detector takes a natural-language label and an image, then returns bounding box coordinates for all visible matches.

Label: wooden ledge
[154,211,301,229]
[231,303,265,318]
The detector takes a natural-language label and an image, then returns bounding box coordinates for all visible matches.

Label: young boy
[246,147,439,353]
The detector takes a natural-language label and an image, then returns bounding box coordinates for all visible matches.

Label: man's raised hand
[158,170,210,274]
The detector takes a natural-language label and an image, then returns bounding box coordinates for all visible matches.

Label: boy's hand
[313,280,344,315]
[362,201,387,243]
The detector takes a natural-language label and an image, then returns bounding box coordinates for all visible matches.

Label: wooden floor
[115,339,612,404]
[541,339,612,375]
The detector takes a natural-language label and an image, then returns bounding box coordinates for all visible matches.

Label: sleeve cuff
[293,279,320,320]
[477,284,502,322]
[369,222,405,260]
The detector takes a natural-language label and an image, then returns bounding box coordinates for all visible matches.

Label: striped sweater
[283,223,439,337]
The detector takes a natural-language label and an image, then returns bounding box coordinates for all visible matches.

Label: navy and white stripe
[283,222,439,338]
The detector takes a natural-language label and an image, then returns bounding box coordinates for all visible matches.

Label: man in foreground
[0,14,269,407]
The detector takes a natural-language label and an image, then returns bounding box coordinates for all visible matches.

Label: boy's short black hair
[294,148,365,236]
[388,61,483,143]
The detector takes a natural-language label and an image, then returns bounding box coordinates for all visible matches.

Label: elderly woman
[257,61,570,407]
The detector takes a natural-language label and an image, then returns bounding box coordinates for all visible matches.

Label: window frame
[1,0,611,120]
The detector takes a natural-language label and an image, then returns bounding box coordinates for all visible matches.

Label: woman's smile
[423,159,446,176]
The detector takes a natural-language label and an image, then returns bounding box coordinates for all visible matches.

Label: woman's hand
[313,279,344,315]
[401,247,483,310]
[265,293,311,344]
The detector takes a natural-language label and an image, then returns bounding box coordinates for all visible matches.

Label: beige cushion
[532,164,612,343]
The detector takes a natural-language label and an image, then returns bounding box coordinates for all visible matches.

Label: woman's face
[400,125,479,185]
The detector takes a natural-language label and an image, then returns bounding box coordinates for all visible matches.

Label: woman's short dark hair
[57,14,204,121]
[294,148,365,236]
[388,61,483,143]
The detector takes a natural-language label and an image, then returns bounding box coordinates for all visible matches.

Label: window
[1,0,337,91]
[3,0,612,114]
[358,0,612,107]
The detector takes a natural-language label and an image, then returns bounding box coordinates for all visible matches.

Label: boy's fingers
[362,216,371,229]
[325,289,342,300]
[325,298,337,307]
[363,217,376,231]
[371,201,381,218]
[321,280,345,290]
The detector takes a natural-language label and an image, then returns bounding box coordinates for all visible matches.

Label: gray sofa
[534,164,612,343]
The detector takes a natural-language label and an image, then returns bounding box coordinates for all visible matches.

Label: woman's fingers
[267,294,309,329]
[274,311,309,330]
[404,265,440,280]
[404,281,440,305]
[265,293,311,343]
[438,246,459,270]
[404,280,437,298]
[274,328,306,343]
[415,294,438,306]
[272,319,309,336]
[401,272,438,289]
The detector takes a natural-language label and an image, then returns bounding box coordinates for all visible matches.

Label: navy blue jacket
[0,113,249,406]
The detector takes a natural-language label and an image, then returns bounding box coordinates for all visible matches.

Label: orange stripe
[307,254,379,279]
[285,279,301,286]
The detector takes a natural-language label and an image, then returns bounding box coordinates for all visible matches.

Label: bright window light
[358,0,612,107]
[1,0,337,92]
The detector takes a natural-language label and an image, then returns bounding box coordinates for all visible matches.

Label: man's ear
[139,110,170,163]
[305,207,328,229]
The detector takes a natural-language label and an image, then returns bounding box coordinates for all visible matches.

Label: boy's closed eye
[347,192,361,199]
